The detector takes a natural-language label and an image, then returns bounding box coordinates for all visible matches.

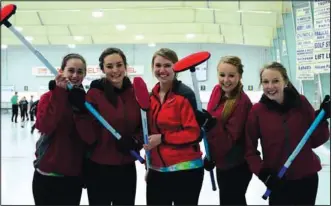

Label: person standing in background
[11,92,19,123]
[204,56,253,205]
[29,95,35,121]
[19,96,29,128]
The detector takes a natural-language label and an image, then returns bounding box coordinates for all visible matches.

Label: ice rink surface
[1,114,330,205]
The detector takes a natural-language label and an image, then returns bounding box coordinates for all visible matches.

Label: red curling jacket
[206,84,252,170]
[245,89,329,180]
[148,80,202,168]
[35,86,97,176]
[85,77,143,166]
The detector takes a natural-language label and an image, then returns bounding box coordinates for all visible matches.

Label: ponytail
[221,82,243,122]
[287,81,300,96]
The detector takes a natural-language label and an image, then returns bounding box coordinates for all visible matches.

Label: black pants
[84,159,137,205]
[216,162,253,205]
[146,167,204,205]
[11,105,18,122]
[269,173,318,205]
[32,170,83,205]
[30,110,35,121]
[21,108,28,121]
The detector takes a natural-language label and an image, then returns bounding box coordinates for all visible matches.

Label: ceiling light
[92,10,103,18]
[15,26,23,32]
[1,44,8,49]
[68,44,76,49]
[237,10,272,14]
[148,43,156,47]
[186,33,195,39]
[25,36,34,41]
[73,36,84,41]
[116,24,126,31]
[135,35,144,40]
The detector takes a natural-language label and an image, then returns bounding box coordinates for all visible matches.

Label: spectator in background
[19,96,29,122]
[11,92,19,123]
[29,95,35,121]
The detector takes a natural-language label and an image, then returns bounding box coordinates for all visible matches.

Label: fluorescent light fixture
[237,10,272,14]
[73,36,84,41]
[15,26,23,31]
[116,24,126,31]
[186,33,195,39]
[135,35,144,40]
[68,44,76,48]
[25,36,34,41]
[20,9,80,12]
[196,8,214,11]
[1,44,8,49]
[92,10,103,18]
[148,43,156,47]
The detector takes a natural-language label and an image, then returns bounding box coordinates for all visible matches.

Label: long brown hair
[218,56,244,122]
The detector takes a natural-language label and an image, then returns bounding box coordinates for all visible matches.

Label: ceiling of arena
[1,1,292,47]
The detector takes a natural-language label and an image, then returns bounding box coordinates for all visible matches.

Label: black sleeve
[175,83,198,111]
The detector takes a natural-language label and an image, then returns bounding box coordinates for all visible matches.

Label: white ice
[1,113,330,205]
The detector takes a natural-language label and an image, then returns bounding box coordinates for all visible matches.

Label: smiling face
[152,55,176,84]
[217,62,241,96]
[102,53,126,88]
[62,58,86,86]
[261,68,287,104]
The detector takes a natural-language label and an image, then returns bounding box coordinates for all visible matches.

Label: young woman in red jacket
[203,56,253,205]
[84,47,143,205]
[245,62,330,205]
[33,53,97,205]
[143,48,206,205]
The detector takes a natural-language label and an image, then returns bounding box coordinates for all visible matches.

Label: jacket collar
[113,76,132,94]
[259,87,301,113]
[152,79,181,97]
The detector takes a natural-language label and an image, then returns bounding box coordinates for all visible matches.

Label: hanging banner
[295,3,315,80]
[195,61,208,81]
[127,65,145,76]
[313,0,330,73]
[32,65,145,77]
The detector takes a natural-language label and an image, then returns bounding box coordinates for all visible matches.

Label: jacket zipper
[120,96,127,164]
[281,115,292,176]
[152,94,167,167]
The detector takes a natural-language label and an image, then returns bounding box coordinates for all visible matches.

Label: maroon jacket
[206,84,252,170]
[245,90,329,180]
[85,78,143,166]
[35,86,97,176]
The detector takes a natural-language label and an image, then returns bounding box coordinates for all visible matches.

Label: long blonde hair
[218,56,244,122]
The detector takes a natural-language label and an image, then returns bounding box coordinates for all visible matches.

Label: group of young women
[32,47,330,206]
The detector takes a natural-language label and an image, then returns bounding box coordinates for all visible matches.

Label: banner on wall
[295,3,315,80]
[196,61,207,82]
[32,65,145,76]
[313,0,330,73]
